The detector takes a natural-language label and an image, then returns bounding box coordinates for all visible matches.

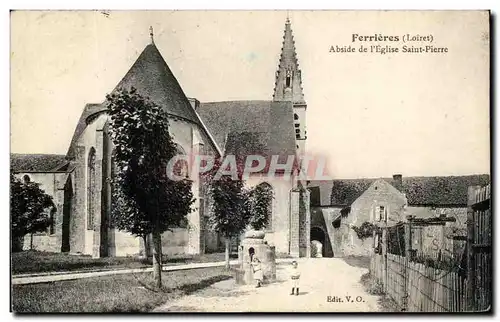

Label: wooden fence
[466,183,492,311]
[370,254,467,312]
[369,181,491,312]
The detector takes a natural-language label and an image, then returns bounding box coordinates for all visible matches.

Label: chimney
[393,174,403,192]
[187,97,200,110]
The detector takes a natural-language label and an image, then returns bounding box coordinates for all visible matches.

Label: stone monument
[237,230,276,285]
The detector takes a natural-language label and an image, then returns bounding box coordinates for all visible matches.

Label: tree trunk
[152,231,162,288]
[140,235,152,259]
[225,237,231,269]
[12,235,24,252]
[145,234,152,258]
[30,233,34,250]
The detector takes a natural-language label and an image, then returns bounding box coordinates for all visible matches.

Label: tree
[10,172,55,252]
[248,183,273,231]
[206,158,252,269]
[107,88,195,288]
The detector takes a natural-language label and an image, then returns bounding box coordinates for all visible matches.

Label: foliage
[205,158,251,239]
[411,251,465,275]
[386,224,406,255]
[352,221,380,240]
[10,172,55,249]
[248,183,273,230]
[107,88,195,238]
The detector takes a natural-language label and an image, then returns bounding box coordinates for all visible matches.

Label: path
[12,258,296,285]
[154,258,382,312]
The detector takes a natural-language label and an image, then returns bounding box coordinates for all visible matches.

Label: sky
[10,10,490,179]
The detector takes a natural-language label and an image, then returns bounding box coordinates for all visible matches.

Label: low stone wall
[23,234,59,253]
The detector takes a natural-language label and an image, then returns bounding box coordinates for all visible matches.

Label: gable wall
[338,179,407,257]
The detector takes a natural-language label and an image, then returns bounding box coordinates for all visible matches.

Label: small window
[286,70,292,87]
[294,123,300,128]
[294,113,299,120]
[296,134,300,139]
[23,175,31,183]
[295,129,300,134]
[379,206,386,221]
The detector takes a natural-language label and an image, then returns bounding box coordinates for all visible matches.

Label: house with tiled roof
[307,174,490,257]
[11,19,310,258]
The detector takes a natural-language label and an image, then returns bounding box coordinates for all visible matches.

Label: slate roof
[197,101,297,164]
[66,103,106,159]
[111,43,200,125]
[66,43,219,159]
[308,174,491,207]
[11,154,69,172]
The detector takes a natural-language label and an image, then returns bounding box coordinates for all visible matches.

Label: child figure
[251,257,263,288]
[289,260,301,296]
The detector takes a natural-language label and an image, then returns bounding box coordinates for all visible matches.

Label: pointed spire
[149,26,154,44]
[272,17,305,104]
[111,41,200,124]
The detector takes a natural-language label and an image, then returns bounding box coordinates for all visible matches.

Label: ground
[12,266,232,312]
[154,258,382,312]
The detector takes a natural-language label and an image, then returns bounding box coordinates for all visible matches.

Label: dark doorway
[61,177,73,252]
[249,247,255,262]
[310,227,326,257]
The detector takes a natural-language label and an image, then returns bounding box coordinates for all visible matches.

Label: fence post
[403,220,412,311]
[466,185,480,311]
[382,227,388,293]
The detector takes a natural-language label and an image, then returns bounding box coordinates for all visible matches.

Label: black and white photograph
[9,10,491,313]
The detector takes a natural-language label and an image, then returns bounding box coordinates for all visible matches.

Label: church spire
[149,26,154,44]
[272,17,305,104]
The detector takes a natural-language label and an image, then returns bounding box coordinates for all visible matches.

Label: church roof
[308,174,490,207]
[11,153,69,172]
[67,41,221,159]
[66,103,106,159]
[197,100,297,163]
[111,43,200,125]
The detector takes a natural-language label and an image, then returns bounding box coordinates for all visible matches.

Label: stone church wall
[16,172,69,253]
[246,175,294,256]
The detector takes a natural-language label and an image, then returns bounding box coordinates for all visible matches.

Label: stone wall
[406,206,467,258]
[245,175,294,256]
[336,179,407,257]
[15,172,70,253]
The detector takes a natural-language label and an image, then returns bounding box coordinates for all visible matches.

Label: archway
[310,226,326,257]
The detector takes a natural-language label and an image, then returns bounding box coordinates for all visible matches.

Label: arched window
[87,147,96,230]
[23,175,31,183]
[286,69,292,88]
[256,182,274,231]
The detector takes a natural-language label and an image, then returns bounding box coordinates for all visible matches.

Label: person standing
[289,260,301,295]
[251,257,263,288]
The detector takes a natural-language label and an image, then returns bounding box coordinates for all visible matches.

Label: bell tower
[273,17,307,157]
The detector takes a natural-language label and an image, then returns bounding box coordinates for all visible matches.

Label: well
[237,230,276,285]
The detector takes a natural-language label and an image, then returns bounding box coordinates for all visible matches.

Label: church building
[11,18,312,258]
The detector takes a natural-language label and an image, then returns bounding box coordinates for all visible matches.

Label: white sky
[10,10,490,179]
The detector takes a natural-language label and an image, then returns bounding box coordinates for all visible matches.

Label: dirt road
[154,258,382,312]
